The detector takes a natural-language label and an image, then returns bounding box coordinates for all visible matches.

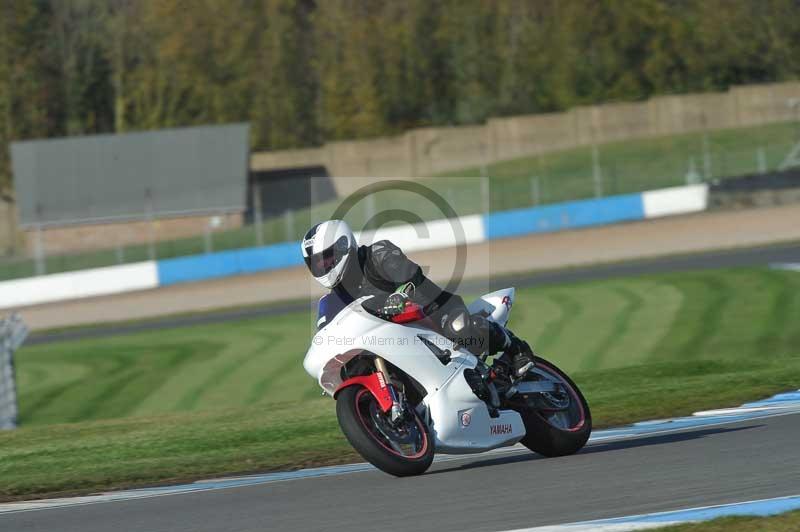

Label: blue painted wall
[482,193,645,240]
[157,241,302,286]
[156,192,646,286]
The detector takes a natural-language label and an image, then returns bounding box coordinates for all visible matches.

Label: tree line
[1,0,800,190]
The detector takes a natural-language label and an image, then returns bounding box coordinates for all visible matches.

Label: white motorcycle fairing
[303,288,525,454]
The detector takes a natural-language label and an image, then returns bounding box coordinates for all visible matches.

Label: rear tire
[336,385,434,477]
[518,357,591,457]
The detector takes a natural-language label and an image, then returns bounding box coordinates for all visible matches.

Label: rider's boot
[471,316,534,377]
[502,335,534,377]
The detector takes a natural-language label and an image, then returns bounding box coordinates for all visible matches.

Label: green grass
[2,267,800,499]
[440,120,800,209]
[16,311,319,426]
[0,400,350,500]
[3,120,799,281]
[662,510,800,531]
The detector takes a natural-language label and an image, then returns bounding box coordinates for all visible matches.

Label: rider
[301,220,533,375]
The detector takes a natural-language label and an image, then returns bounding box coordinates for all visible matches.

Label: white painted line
[771,263,800,272]
[501,494,800,532]
[503,523,680,532]
[694,405,793,416]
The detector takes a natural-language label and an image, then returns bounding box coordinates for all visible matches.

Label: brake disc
[369,402,419,445]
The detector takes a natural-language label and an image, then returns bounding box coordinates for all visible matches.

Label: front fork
[375,356,404,422]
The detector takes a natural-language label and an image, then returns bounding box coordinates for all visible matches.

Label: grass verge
[662,510,800,531]
[2,267,800,500]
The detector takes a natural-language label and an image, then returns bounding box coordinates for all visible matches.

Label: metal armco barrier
[0,314,28,430]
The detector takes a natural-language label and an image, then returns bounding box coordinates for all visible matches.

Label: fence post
[790,98,800,145]
[203,220,213,254]
[3,198,15,257]
[33,224,45,276]
[284,209,296,242]
[686,156,701,185]
[253,182,264,247]
[0,314,28,430]
[779,140,800,171]
[702,133,712,180]
[757,147,767,174]
[529,176,541,206]
[145,188,156,261]
[481,178,490,213]
[480,141,489,181]
[592,145,604,198]
[446,187,456,211]
[32,203,46,276]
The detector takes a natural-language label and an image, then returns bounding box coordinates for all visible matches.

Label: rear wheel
[517,356,591,457]
[336,385,434,476]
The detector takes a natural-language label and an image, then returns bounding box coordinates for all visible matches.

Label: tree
[251,0,319,150]
[0,0,50,191]
[313,0,386,140]
[50,0,114,135]
[1,0,800,166]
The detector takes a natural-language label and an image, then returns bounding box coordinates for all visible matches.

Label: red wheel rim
[533,360,586,432]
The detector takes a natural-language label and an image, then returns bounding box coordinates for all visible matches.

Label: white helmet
[301,220,357,289]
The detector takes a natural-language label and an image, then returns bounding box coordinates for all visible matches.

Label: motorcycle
[303,287,591,476]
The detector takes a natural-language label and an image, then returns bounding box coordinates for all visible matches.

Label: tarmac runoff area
[15,202,800,332]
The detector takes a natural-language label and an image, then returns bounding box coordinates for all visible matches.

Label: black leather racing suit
[333,240,510,357]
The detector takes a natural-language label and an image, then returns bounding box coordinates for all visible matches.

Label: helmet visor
[304,235,350,278]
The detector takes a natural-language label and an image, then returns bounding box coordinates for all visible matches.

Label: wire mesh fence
[0,314,27,430]
[0,120,799,282]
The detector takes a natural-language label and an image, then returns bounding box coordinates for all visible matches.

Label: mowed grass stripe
[16,361,88,403]
[26,342,220,424]
[755,270,794,354]
[19,349,133,424]
[530,292,582,356]
[129,315,307,416]
[705,270,784,360]
[175,334,273,411]
[598,280,684,369]
[247,349,320,405]
[506,291,563,351]
[232,317,321,406]
[534,286,630,372]
[684,275,733,359]
[650,275,729,362]
[578,285,644,371]
[100,343,207,419]
[11,268,800,427]
[66,344,204,422]
[130,337,240,416]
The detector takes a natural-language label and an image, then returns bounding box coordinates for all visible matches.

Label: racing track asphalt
[3,412,798,532]
[27,241,800,346]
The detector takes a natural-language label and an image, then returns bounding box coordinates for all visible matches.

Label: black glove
[381,292,410,317]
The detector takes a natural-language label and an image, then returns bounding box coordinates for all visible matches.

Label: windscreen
[316,291,351,330]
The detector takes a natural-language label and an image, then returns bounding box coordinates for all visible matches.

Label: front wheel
[517,356,592,457]
[336,385,434,476]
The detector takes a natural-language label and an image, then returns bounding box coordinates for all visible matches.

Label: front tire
[336,385,434,477]
[518,356,592,457]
